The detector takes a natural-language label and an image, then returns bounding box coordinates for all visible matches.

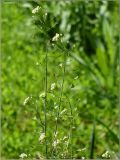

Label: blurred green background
[1,0,119,159]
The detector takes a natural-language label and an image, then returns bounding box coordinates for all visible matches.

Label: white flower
[39,133,45,142]
[63,136,68,141]
[77,148,86,152]
[52,139,60,147]
[19,153,27,159]
[59,63,63,68]
[23,97,30,105]
[45,13,48,16]
[52,33,62,42]
[32,6,40,14]
[54,131,58,138]
[51,83,56,90]
[102,151,111,158]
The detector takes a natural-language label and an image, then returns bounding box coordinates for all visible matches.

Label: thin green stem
[119,0,120,155]
[35,104,44,130]
[51,49,67,158]
[56,42,100,85]
[44,45,48,158]
[89,119,96,159]
[65,95,73,159]
[89,100,96,159]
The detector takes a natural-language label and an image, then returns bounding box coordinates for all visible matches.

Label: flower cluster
[32,6,40,14]
[52,33,62,42]
[39,133,45,143]
[102,151,111,158]
[52,139,60,147]
[51,82,56,90]
[19,153,27,159]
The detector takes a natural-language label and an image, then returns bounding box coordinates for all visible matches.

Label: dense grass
[1,1,119,159]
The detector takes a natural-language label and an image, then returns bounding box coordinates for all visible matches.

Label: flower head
[59,63,63,68]
[39,133,45,143]
[32,6,40,14]
[52,33,62,42]
[51,83,56,90]
[52,139,60,147]
[102,151,111,158]
[19,153,27,159]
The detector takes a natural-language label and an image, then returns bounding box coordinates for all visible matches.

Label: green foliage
[96,41,109,76]
[2,1,119,160]
[32,0,118,55]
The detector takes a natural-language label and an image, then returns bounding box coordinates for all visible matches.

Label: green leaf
[96,118,119,144]
[96,42,109,76]
[103,19,115,65]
